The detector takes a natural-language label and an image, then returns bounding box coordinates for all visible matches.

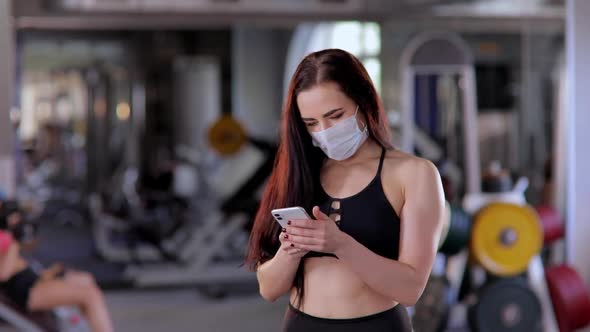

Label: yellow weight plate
[471,202,542,277]
[207,115,247,156]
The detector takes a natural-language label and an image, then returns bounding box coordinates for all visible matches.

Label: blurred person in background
[0,200,114,332]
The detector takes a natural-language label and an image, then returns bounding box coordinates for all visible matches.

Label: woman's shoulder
[382,149,440,183]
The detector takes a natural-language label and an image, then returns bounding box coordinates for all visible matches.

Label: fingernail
[287,220,291,225]
[290,243,294,247]
[282,228,286,232]
[284,234,288,239]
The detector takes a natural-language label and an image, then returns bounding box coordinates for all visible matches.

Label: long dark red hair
[245,48,394,307]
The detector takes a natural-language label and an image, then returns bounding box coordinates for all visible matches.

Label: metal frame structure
[399,31,481,195]
[0,301,45,332]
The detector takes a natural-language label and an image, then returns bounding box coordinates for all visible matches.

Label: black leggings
[282,303,412,332]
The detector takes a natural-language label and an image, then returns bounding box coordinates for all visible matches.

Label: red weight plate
[546,266,572,332]
[546,264,590,332]
[563,268,590,329]
[536,205,565,245]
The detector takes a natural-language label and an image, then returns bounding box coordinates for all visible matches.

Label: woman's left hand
[40,262,66,280]
[285,206,349,254]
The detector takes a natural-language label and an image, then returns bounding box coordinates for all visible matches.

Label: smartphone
[271,206,312,228]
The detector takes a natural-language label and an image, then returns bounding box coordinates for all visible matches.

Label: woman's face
[297,82,362,133]
[7,212,21,228]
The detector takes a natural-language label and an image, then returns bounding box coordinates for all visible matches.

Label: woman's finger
[286,234,322,245]
[278,228,287,242]
[285,226,317,238]
[287,219,318,229]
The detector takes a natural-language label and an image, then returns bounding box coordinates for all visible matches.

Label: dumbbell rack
[416,180,589,331]
[440,251,559,332]
[438,199,565,332]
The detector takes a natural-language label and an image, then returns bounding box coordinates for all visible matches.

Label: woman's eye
[306,122,317,127]
[331,113,344,120]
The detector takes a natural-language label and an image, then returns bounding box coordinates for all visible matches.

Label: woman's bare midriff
[290,256,398,318]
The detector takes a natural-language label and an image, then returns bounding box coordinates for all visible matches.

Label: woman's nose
[316,121,332,132]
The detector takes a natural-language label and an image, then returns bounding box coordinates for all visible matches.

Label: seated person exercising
[0,200,114,332]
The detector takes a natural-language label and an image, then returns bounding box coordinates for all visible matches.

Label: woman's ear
[358,111,368,131]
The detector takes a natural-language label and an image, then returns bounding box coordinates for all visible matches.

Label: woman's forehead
[297,82,351,117]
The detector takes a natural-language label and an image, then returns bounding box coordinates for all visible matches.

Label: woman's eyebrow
[301,108,344,121]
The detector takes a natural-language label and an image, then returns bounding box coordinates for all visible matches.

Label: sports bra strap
[377,147,386,175]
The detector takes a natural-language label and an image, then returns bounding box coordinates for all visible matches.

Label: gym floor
[0,288,287,331]
[105,288,287,332]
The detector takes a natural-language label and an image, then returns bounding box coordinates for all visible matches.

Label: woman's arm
[334,159,445,306]
[256,249,302,302]
[0,241,20,281]
[256,230,308,303]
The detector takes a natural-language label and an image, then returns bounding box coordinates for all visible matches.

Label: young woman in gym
[0,201,114,332]
[246,49,445,331]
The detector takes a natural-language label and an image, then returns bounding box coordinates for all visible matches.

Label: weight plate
[469,278,542,332]
[471,203,542,277]
[545,264,590,332]
[207,115,247,156]
[439,205,470,256]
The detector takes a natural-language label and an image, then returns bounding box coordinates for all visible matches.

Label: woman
[0,200,114,332]
[245,49,445,331]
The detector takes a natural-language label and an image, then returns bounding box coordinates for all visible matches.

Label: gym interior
[0,0,589,331]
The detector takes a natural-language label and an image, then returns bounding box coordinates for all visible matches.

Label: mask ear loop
[355,105,369,133]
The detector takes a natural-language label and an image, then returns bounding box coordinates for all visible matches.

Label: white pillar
[566,0,590,297]
[173,56,222,152]
[232,27,288,141]
[0,0,15,198]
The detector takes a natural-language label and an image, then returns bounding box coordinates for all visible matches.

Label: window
[306,21,382,94]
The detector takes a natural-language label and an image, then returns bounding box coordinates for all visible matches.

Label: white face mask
[310,106,368,161]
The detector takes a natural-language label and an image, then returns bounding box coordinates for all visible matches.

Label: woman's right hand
[278,227,309,258]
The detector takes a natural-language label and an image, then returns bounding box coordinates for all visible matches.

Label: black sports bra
[304,147,401,260]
